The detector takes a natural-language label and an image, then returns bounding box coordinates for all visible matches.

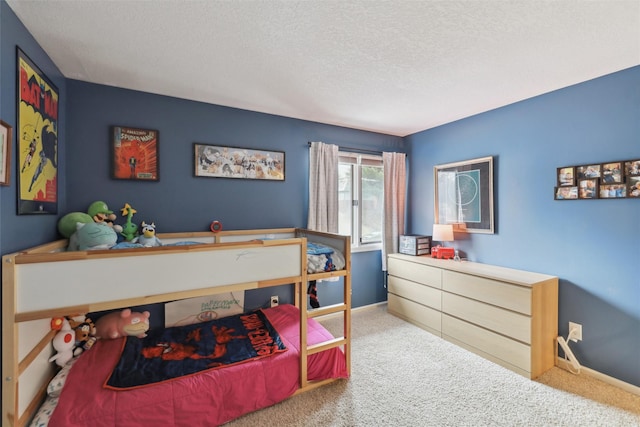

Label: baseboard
[556,357,640,396]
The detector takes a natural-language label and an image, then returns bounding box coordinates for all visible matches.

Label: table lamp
[432,224,454,245]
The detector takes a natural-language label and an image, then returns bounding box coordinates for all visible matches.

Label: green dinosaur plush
[58,212,94,238]
[120,203,139,242]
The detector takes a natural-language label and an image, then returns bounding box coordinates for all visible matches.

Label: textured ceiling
[6,0,640,137]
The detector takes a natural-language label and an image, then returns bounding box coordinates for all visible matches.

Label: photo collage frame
[555,159,640,200]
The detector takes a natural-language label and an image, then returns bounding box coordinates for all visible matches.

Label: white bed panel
[18,319,50,360]
[160,236,216,245]
[19,349,51,419]
[216,231,296,243]
[17,243,302,313]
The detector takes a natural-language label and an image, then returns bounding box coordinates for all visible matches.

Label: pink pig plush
[94,308,150,339]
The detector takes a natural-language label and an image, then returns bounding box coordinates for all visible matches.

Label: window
[338,153,383,249]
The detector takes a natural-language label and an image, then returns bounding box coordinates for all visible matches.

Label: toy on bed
[68,315,97,355]
[48,319,76,367]
[131,221,162,247]
[87,200,123,234]
[57,211,94,239]
[67,222,118,251]
[120,203,139,242]
[94,309,151,339]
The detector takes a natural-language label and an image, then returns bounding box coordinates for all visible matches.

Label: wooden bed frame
[2,227,351,427]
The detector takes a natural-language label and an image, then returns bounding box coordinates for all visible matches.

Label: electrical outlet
[270,295,279,308]
[569,322,582,342]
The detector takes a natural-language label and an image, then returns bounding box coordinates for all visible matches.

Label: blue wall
[405,66,640,387]
[1,1,67,253]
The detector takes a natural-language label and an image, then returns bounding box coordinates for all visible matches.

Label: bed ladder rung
[307,337,346,355]
[308,303,346,318]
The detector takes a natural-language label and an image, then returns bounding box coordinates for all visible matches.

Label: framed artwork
[434,156,494,234]
[111,126,159,181]
[578,179,598,199]
[0,120,12,186]
[17,47,58,214]
[555,186,578,200]
[557,167,575,186]
[627,176,640,198]
[194,143,285,181]
[601,162,623,184]
[624,159,640,176]
[576,164,601,180]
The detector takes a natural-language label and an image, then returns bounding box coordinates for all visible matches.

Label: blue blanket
[105,310,286,389]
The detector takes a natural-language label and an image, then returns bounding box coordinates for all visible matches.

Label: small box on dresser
[398,235,432,256]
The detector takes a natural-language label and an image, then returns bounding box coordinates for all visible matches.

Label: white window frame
[338,152,383,252]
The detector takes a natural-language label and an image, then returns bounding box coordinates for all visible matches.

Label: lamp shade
[432,224,454,242]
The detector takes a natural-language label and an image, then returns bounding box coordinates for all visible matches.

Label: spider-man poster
[111,126,159,181]
[17,47,58,214]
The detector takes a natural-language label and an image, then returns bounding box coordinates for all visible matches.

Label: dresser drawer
[442,292,531,343]
[388,294,441,334]
[388,276,441,311]
[442,314,530,373]
[388,257,442,289]
[443,270,531,315]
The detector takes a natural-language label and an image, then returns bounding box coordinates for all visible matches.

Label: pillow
[307,242,335,255]
[46,356,78,397]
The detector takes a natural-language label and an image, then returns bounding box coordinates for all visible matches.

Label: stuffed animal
[132,221,162,247]
[57,212,94,238]
[120,203,139,242]
[94,309,150,339]
[48,319,76,367]
[87,201,123,234]
[68,315,97,355]
[67,222,118,251]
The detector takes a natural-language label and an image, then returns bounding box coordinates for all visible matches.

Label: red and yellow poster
[17,48,58,214]
[111,126,159,181]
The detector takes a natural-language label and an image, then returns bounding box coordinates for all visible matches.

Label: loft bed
[2,228,351,427]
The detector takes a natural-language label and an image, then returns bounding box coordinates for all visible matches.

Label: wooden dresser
[387,253,558,379]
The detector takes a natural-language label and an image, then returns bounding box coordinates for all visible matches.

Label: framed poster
[111,126,159,181]
[194,143,285,181]
[17,47,59,214]
[0,120,12,186]
[434,156,494,234]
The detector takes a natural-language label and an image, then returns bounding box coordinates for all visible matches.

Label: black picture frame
[434,156,494,234]
[194,143,285,181]
[601,162,623,184]
[627,176,640,198]
[555,186,578,200]
[110,126,159,181]
[16,47,59,214]
[578,178,598,199]
[557,167,575,187]
[624,159,640,176]
[576,164,601,180]
[600,184,626,198]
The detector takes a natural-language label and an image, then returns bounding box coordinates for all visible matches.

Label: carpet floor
[226,304,640,426]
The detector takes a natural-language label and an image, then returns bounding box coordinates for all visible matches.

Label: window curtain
[382,152,406,271]
[307,141,339,233]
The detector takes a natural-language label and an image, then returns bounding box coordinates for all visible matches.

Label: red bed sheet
[48,304,347,427]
